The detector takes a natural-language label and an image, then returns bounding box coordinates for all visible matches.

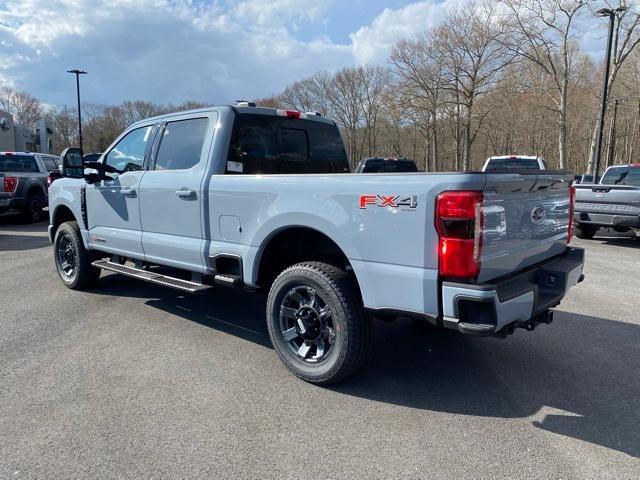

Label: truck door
[85,124,155,258]
[138,114,215,272]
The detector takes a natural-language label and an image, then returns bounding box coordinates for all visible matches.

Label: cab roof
[132,104,336,128]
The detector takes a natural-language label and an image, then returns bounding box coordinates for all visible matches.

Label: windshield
[0,155,39,173]
[485,157,539,170]
[601,167,640,187]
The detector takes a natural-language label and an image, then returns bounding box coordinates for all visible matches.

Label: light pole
[66,69,88,153]
[593,6,627,183]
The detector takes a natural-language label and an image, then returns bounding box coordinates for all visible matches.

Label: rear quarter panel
[208,173,486,317]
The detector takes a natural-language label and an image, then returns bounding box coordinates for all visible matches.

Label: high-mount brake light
[567,185,575,243]
[435,191,483,280]
[276,109,301,119]
[4,176,17,193]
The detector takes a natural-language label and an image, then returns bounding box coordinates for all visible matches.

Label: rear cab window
[485,158,540,171]
[0,155,39,173]
[601,167,640,187]
[362,160,418,173]
[226,113,349,174]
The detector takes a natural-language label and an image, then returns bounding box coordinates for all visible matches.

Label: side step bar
[92,260,213,293]
[213,274,241,287]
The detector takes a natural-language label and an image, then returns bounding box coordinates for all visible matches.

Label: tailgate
[479,172,573,283]
[574,184,640,216]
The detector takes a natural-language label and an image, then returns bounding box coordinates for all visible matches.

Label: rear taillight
[567,185,575,243]
[435,191,483,280]
[3,176,17,193]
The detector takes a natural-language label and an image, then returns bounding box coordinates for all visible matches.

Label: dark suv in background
[0,152,59,222]
[355,157,419,173]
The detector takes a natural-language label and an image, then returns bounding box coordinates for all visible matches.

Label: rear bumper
[575,211,640,228]
[441,247,585,335]
[0,196,25,209]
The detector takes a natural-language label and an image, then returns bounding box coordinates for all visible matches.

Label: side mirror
[59,147,84,178]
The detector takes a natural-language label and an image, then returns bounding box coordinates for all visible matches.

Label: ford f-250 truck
[574,164,640,239]
[48,104,585,384]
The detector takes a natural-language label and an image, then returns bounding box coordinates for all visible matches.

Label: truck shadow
[93,273,639,458]
[0,214,51,251]
[591,229,640,249]
[333,313,640,458]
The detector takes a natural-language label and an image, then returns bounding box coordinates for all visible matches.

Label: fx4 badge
[359,194,418,210]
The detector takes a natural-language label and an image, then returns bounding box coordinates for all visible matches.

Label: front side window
[104,125,153,175]
[154,118,209,171]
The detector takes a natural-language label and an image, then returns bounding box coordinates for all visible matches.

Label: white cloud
[231,0,332,27]
[0,0,352,105]
[350,0,466,65]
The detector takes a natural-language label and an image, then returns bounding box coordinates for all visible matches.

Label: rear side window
[226,114,349,174]
[42,157,58,171]
[601,167,640,186]
[154,118,209,171]
[0,155,38,173]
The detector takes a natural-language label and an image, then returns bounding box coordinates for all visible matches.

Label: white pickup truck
[48,104,584,384]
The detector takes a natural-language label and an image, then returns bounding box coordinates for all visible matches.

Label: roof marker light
[277,109,301,119]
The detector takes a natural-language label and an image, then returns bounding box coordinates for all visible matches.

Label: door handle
[120,187,136,197]
[175,189,196,198]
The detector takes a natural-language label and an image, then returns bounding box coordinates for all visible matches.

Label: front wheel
[54,221,100,290]
[266,262,372,385]
[575,223,598,240]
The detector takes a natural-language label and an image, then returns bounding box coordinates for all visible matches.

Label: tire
[575,223,597,240]
[266,261,372,385]
[22,191,46,223]
[54,221,101,290]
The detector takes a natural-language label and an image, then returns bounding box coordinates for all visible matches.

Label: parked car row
[0,151,60,222]
[574,164,640,240]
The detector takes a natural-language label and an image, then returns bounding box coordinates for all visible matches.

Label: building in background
[0,109,16,151]
[0,109,53,153]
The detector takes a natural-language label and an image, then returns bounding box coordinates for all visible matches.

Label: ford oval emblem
[531,206,546,224]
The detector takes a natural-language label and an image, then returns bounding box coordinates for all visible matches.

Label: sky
[0,0,608,109]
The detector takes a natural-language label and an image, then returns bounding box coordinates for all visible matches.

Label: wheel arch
[253,225,361,295]
[26,181,47,199]
[51,204,80,240]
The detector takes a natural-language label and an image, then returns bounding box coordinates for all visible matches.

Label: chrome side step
[92,260,213,293]
[213,274,241,287]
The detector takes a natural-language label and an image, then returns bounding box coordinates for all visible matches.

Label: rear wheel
[266,261,372,385]
[575,223,597,240]
[54,221,100,289]
[22,191,45,223]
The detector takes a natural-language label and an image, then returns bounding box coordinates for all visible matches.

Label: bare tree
[500,0,588,169]
[586,1,640,172]
[391,32,445,171]
[325,67,366,166]
[0,87,43,129]
[279,71,332,116]
[438,1,516,170]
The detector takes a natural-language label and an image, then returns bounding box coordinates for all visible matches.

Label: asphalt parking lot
[1,214,638,479]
